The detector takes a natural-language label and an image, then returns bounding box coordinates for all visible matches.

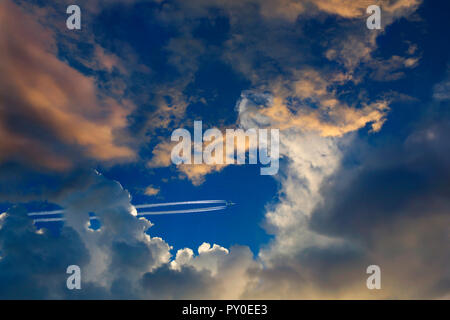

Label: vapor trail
[27,209,64,217]
[137,205,227,215]
[33,216,98,223]
[134,200,226,209]
[28,200,228,218]
[30,200,231,223]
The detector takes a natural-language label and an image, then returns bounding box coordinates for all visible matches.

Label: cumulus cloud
[0,170,173,299]
[0,184,258,299]
[166,243,258,299]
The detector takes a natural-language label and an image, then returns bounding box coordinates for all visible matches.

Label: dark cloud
[0,207,90,299]
[310,118,450,242]
[141,265,214,299]
[300,109,450,298]
[0,0,136,171]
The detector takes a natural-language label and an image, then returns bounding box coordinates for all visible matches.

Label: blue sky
[0,0,449,299]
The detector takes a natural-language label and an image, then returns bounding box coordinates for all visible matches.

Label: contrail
[29,200,233,223]
[33,216,98,223]
[138,205,227,215]
[27,209,65,217]
[28,200,227,217]
[134,200,226,209]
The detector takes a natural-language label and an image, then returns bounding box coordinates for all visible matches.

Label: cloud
[0,181,257,298]
[149,140,227,185]
[144,0,420,186]
[238,81,390,137]
[0,111,447,299]
[305,120,450,298]
[368,55,419,81]
[236,117,450,299]
[0,206,91,299]
[0,169,174,299]
[144,186,160,196]
[76,45,128,75]
[312,0,420,19]
[177,164,227,186]
[165,243,258,299]
[0,1,136,171]
[1,161,447,299]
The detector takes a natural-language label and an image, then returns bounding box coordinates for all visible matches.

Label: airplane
[226,201,236,207]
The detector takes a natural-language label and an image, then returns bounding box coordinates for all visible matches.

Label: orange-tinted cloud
[144,185,160,196]
[0,1,135,170]
[147,138,227,186]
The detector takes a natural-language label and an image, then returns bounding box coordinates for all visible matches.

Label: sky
[0,0,449,299]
